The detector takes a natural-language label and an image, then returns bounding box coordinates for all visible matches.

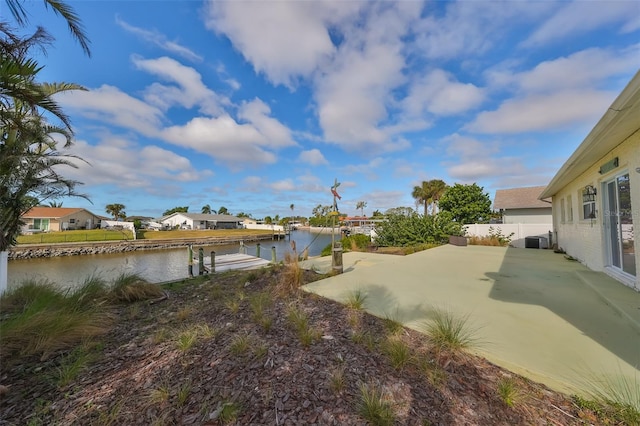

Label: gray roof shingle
[494,186,551,210]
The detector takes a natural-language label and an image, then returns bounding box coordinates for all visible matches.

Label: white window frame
[582,186,597,220]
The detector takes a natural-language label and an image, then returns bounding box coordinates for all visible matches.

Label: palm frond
[44,0,91,56]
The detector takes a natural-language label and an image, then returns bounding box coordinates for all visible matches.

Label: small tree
[163,206,188,216]
[105,203,126,220]
[439,183,492,224]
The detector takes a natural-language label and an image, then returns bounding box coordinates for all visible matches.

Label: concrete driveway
[301,245,640,395]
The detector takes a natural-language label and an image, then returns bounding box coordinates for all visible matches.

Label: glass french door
[603,173,635,277]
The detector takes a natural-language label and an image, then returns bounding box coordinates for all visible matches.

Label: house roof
[540,70,640,199]
[494,186,551,210]
[22,207,98,219]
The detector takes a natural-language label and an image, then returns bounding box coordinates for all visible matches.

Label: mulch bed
[0,266,607,425]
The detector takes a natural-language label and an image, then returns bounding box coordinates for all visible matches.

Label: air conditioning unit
[525,236,548,249]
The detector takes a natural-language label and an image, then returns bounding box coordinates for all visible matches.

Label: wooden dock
[199,253,272,272]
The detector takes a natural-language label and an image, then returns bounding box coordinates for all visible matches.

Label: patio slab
[301,245,640,395]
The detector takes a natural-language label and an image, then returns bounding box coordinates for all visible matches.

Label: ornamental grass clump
[0,280,112,359]
[274,252,303,297]
[357,383,396,426]
[107,273,163,303]
[421,308,479,354]
[578,371,640,425]
[497,376,524,408]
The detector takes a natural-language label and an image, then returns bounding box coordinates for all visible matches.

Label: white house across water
[159,213,243,230]
[540,71,640,290]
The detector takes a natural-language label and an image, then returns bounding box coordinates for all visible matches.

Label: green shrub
[374,211,463,247]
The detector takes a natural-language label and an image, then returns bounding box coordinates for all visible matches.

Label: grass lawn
[137,229,273,240]
[16,229,134,244]
[16,229,275,244]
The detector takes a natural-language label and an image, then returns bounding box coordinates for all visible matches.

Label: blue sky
[13,0,640,219]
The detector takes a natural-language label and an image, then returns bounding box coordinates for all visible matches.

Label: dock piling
[256,243,261,258]
[210,251,215,273]
[198,248,204,275]
[271,246,276,264]
[188,245,193,277]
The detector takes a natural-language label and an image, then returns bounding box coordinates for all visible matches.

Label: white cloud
[341,158,385,180]
[447,158,524,181]
[206,1,423,152]
[62,136,211,195]
[441,134,525,182]
[57,85,164,136]
[132,56,228,116]
[467,90,617,134]
[237,99,296,148]
[403,69,485,117]
[115,16,203,62]
[412,1,551,60]
[161,115,277,166]
[270,179,296,192]
[159,100,298,167]
[314,3,417,151]
[474,45,639,135]
[486,46,640,94]
[445,134,499,158]
[204,1,362,87]
[298,149,328,166]
[523,1,640,47]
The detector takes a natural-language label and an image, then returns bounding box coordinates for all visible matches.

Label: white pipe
[0,251,8,295]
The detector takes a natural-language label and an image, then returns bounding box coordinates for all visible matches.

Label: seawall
[9,234,277,260]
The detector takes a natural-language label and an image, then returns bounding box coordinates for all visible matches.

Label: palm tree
[105,204,126,220]
[412,179,448,216]
[1,34,87,253]
[412,181,431,216]
[201,204,213,214]
[48,200,63,207]
[5,0,91,56]
[427,179,448,216]
[1,1,90,292]
[217,206,229,215]
[356,201,367,217]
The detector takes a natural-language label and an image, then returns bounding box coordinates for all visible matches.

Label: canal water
[7,230,334,291]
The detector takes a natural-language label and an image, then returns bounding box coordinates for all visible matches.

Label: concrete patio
[301,245,640,395]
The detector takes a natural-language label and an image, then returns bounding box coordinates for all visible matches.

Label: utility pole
[330,178,343,273]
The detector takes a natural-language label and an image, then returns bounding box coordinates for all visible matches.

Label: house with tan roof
[540,70,639,290]
[21,207,102,232]
[494,186,552,224]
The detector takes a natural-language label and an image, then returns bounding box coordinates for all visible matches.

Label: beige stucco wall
[60,210,100,230]
[24,210,100,231]
[503,208,552,224]
[553,131,640,290]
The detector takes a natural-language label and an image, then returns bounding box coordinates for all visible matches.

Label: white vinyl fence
[243,223,285,232]
[463,224,553,248]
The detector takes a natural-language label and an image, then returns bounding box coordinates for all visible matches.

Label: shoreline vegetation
[1,258,637,425]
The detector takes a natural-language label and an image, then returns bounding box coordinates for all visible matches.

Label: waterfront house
[493,186,552,224]
[540,70,640,290]
[159,213,243,230]
[21,207,102,232]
